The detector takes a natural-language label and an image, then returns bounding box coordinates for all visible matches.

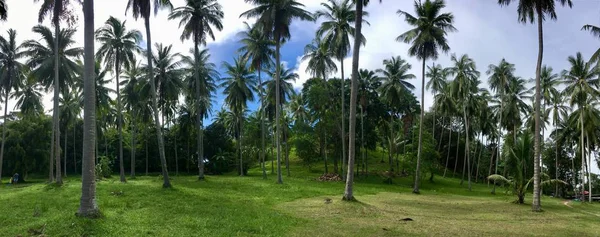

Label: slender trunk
[54,21,62,185]
[343,0,363,201]
[258,64,266,179]
[453,131,460,178]
[64,126,67,177]
[580,110,585,202]
[588,136,592,203]
[322,130,328,173]
[77,0,99,216]
[131,111,136,178]
[531,8,544,211]
[271,135,274,174]
[50,123,55,182]
[488,145,496,186]
[285,134,290,177]
[116,58,126,183]
[341,59,346,181]
[145,127,148,176]
[275,41,283,184]
[555,122,558,197]
[389,115,393,171]
[239,119,243,176]
[144,17,171,188]
[464,106,472,191]
[325,130,329,173]
[361,105,365,175]
[186,137,190,174]
[437,116,444,151]
[174,122,179,176]
[476,135,483,183]
[492,132,499,194]
[74,120,77,174]
[194,35,205,180]
[0,80,9,182]
[443,126,452,177]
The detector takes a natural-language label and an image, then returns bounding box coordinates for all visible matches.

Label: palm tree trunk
[258,63,267,180]
[144,16,171,188]
[145,127,148,176]
[554,118,558,197]
[588,137,592,203]
[64,126,67,177]
[54,20,62,185]
[275,41,283,184]
[437,116,444,151]
[50,127,54,182]
[174,122,179,176]
[476,135,483,183]
[77,0,99,216]
[361,105,365,176]
[116,58,126,183]
[414,57,426,194]
[73,120,77,174]
[343,0,363,201]
[488,145,496,186]
[239,118,244,176]
[131,112,136,178]
[341,58,346,181]
[443,125,452,177]
[453,131,460,178]
[464,106,472,191]
[194,34,205,180]
[389,115,393,171]
[531,7,544,212]
[285,133,290,177]
[580,110,585,201]
[0,81,9,182]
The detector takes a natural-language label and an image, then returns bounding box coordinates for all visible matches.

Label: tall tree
[77,0,99,218]
[237,22,274,179]
[35,0,78,185]
[221,56,256,176]
[169,0,223,180]
[315,0,367,179]
[0,29,24,182]
[547,89,569,196]
[498,0,573,212]
[581,24,600,63]
[426,63,447,140]
[242,0,314,184]
[13,71,44,117]
[122,60,144,178]
[126,0,173,188]
[343,0,380,201]
[96,16,142,183]
[397,0,456,194]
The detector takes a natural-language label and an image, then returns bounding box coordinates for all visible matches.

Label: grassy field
[1,158,599,236]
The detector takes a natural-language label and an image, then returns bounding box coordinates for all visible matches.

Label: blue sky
[1,0,600,173]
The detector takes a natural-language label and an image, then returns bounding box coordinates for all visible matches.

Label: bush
[292,134,319,170]
[95,156,113,179]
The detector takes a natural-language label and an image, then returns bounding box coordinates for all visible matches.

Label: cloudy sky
[1,0,599,172]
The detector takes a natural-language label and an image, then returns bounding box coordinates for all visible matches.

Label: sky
[1,0,599,173]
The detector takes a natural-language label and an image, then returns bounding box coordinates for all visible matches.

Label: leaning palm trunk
[531,7,544,212]
[443,126,452,177]
[343,0,363,201]
[414,58,426,194]
[77,0,99,217]
[144,16,171,188]
[54,20,62,185]
[0,80,9,182]
[116,58,126,183]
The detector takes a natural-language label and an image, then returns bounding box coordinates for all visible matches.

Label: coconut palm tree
[546,89,569,196]
[498,0,573,211]
[59,89,81,177]
[0,29,24,182]
[121,60,144,178]
[315,0,368,179]
[237,21,274,179]
[221,56,256,176]
[581,24,600,63]
[147,43,183,128]
[302,37,338,81]
[241,0,314,184]
[35,0,79,185]
[264,64,297,120]
[397,0,456,193]
[0,0,6,21]
[447,54,480,191]
[126,0,173,188]
[95,16,142,183]
[13,72,44,117]
[562,52,599,203]
[426,63,447,140]
[169,0,223,180]
[23,24,82,184]
[77,0,99,217]
[180,48,218,179]
[435,82,455,177]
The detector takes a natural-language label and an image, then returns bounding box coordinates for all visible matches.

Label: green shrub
[95,156,113,179]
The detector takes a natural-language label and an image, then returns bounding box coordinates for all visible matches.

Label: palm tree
[180,48,218,179]
[397,0,456,194]
[498,0,573,212]
[426,63,447,140]
[562,52,599,203]
[315,0,368,180]
[581,24,600,63]
[0,29,24,182]
[77,0,99,217]
[221,56,256,176]
[241,0,314,184]
[169,0,223,180]
[302,37,338,80]
[13,72,44,117]
[237,22,274,179]
[121,60,144,178]
[126,0,173,188]
[35,0,78,185]
[447,54,480,191]
[147,43,183,128]
[96,16,142,183]
[23,24,82,184]
[547,89,569,196]
[435,82,455,177]
[59,90,80,177]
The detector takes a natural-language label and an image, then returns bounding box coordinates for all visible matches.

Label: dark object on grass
[317,173,342,182]
[400,218,413,221]
[324,198,332,204]
[28,224,46,235]
[382,228,390,231]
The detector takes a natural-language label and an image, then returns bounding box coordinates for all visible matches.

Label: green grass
[1,155,599,236]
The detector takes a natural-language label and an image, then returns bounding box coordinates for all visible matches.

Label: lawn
[0,161,599,236]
